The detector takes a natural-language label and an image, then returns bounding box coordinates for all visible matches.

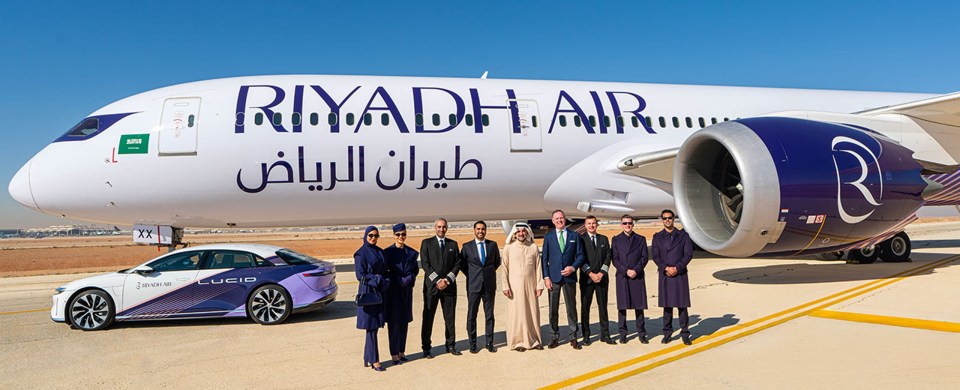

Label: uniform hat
[392,223,406,233]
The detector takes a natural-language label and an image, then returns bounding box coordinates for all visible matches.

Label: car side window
[148,251,203,272]
[206,251,257,269]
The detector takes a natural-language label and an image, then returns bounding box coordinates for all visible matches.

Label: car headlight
[54,287,66,295]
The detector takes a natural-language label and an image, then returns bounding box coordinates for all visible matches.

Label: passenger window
[465,114,474,126]
[711,117,718,124]
[603,116,610,127]
[291,113,301,126]
[416,114,424,126]
[235,113,244,127]
[724,117,729,122]
[148,251,202,272]
[658,117,666,128]
[645,116,652,128]
[363,113,372,126]
[432,114,441,126]
[310,113,319,126]
[188,115,196,128]
[672,117,679,128]
[328,113,337,126]
[346,113,355,126]
[65,118,100,137]
[481,114,490,126]
[532,115,538,128]
[574,116,582,127]
[559,115,567,127]
[449,114,457,126]
[699,117,705,128]
[382,113,390,126]
[631,116,639,127]
[617,116,624,127]
[685,117,692,128]
[589,116,597,127]
[273,112,282,126]
[206,251,256,269]
[254,113,264,126]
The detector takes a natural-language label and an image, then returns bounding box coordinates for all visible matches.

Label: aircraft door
[508,99,542,152]
[159,97,201,155]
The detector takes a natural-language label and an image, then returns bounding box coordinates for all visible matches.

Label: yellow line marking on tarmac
[540,255,960,390]
[0,308,48,315]
[809,310,960,333]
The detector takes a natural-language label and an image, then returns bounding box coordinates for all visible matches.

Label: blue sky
[2,1,959,228]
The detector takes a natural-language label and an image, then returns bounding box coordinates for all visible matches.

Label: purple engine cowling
[674,117,930,257]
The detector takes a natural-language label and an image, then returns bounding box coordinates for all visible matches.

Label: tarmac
[1,222,958,389]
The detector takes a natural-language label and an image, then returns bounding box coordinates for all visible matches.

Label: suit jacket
[420,236,460,296]
[579,232,612,284]
[541,228,585,284]
[460,239,502,294]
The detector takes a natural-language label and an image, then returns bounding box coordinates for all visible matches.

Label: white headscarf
[505,223,534,246]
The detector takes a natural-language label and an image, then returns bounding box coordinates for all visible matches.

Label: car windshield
[275,248,319,265]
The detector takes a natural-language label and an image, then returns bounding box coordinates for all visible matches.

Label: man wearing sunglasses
[611,214,650,344]
[651,209,694,345]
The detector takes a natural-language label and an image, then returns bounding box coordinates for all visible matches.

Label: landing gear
[846,231,912,264]
[879,232,912,262]
[847,245,879,264]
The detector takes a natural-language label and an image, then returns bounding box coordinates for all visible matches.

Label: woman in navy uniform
[355,226,390,372]
[383,223,420,364]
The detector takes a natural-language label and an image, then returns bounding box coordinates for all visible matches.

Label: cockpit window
[65,118,100,137]
[53,112,137,143]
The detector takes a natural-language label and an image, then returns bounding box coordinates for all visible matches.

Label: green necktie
[559,230,566,252]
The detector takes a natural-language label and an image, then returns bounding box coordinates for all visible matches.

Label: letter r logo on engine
[831,136,883,224]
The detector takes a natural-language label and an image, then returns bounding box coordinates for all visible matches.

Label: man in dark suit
[420,218,462,358]
[460,221,502,353]
[579,215,615,346]
[542,209,586,349]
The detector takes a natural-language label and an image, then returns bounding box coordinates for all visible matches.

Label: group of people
[353,209,694,372]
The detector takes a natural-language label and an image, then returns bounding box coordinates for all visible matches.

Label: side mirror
[133,265,155,275]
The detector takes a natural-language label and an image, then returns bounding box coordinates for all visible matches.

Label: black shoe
[486,344,497,353]
[392,359,401,365]
[447,347,462,356]
[570,340,582,350]
[469,345,480,354]
[618,335,627,344]
[682,336,692,345]
[661,336,670,344]
[582,338,592,346]
[639,335,649,344]
[548,339,560,349]
[602,337,617,345]
[534,345,544,350]
[423,350,434,359]
[399,356,409,362]
[515,347,526,352]
[371,364,386,372]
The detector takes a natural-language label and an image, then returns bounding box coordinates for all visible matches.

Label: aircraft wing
[858,91,960,127]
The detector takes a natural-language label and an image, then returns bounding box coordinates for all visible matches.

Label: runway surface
[1,222,959,389]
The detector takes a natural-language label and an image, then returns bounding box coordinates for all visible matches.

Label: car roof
[171,243,286,258]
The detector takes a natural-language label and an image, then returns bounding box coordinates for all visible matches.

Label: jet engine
[674,117,932,257]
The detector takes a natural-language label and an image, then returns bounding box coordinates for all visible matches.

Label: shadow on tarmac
[712,252,958,285]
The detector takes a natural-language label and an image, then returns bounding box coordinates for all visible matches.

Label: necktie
[559,230,566,252]
[479,242,486,265]
[591,235,597,247]
[439,238,444,249]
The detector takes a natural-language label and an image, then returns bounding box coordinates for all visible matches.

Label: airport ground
[1,220,958,388]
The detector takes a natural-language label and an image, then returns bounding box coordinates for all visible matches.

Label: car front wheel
[69,290,115,331]
[248,285,292,325]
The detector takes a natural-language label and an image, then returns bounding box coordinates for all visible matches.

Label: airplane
[8,75,960,264]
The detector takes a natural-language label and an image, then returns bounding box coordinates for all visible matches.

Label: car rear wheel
[248,285,292,325]
[69,290,114,331]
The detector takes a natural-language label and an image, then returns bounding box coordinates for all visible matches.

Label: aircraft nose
[8,159,39,211]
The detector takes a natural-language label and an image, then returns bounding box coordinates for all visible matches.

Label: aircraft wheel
[880,232,911,262]
[847,246,879,264]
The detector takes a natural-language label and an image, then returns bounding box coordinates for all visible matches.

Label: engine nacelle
[674,117,928,257]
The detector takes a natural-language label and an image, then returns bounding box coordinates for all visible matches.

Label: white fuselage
[11,75,932,227]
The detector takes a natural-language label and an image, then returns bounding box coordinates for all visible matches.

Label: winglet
[480,71,489,80]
